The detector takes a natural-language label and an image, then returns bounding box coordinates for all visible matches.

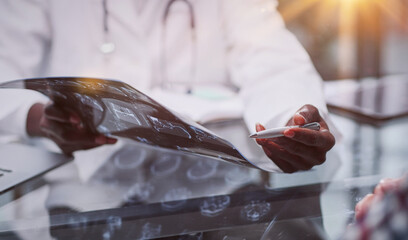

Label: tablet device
[0,143,71,196]
[326,77,408,125]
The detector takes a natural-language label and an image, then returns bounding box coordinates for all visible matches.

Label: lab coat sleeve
[0,0,51,138]
[221,0,328,131]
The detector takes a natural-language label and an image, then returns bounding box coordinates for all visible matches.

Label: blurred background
[277,0,408,80]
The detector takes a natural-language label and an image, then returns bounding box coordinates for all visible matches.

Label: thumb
[293,113,306,125]
[95,135,117,145]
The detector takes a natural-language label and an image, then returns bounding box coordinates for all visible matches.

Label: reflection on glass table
[1,83,408,239]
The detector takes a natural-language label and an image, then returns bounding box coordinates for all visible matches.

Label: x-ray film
[0,77,257,169]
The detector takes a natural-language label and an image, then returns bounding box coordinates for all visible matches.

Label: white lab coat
[0,0,328,176]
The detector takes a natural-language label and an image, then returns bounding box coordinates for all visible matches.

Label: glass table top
[0,113,407,240]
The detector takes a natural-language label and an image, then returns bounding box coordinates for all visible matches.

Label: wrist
[26,103,45,137]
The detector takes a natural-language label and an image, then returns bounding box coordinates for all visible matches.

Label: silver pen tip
[249,133,257,138]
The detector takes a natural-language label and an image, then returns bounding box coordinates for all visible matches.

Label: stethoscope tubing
[101,0,197,93]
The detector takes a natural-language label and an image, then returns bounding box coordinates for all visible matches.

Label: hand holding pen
[253,104,335,173]
[250,122,321,139]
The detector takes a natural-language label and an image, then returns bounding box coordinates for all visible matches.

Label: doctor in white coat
[0,0,335,174]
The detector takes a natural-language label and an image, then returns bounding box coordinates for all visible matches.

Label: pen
[249,122,321,139]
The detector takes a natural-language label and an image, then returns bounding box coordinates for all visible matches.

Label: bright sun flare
[279,0,408,36]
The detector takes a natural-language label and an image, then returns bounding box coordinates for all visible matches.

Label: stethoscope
[100,0,197,93]
[100,0,115,54]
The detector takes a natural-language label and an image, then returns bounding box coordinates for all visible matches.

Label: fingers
[284,128,335,149]
[95,135,117,145]
[355,176,405,222]
[355,193,375,221]
[258,139,315,172]
[255,123,267,146]
[253,114,334,173]
[255,123,266,132]
[261,145,296,173]
[44,103,70,122]
[43,122,116,145]
[39,117,67,142]
[44,103,81,125]
[273,137,326,165]
[285,105,335,151]
[254,123,326,172]
[295,104,321,123]
[59,135,117,155]
[293,105,330,130]
[373,177,403,196]
[293,113,306,126]
[39,102,117,155]
[40,116,117,154]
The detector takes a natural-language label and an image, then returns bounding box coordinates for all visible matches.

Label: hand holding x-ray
[26,101,117,155]
[4,77,252,168]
